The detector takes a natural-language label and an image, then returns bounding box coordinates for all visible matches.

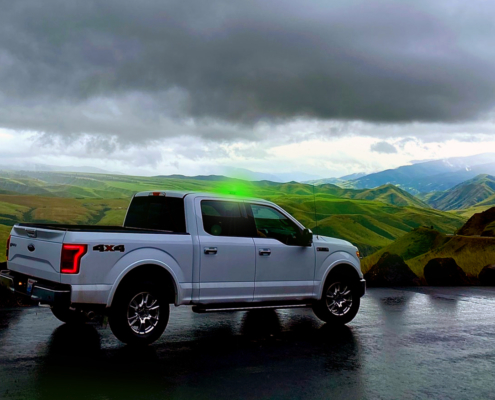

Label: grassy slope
[0,224,11,254]
[363,203,495,280]
[476,193,495,207]
[361,227,448,274]
[407,236,495,279]
[450,205,495,218]
[427,174,495,211]
[362,228,495,279]
[351,184,430,208]
[267,194,464,256]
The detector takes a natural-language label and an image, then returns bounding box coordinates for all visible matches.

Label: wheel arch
[107,262,179,307]
[318,262,362,300]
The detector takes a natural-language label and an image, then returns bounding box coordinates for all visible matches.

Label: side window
[201,200,254,237]
[249,204,302,245]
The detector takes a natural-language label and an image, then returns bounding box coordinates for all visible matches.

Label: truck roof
[134,190,271,203]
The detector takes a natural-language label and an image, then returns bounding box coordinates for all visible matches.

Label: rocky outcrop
[423,258,469,286]
[481,222,495,237]
[478,264,495,286]
[364,252,420,287]
[457,207,495,236]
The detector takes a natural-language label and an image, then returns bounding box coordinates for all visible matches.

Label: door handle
[204,247,218,255]
[259,248,271,256]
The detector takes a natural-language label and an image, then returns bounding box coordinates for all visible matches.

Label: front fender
[316,251,362,299]
[105,248,185,307]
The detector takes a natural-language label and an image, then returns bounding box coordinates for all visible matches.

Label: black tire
[109,282,169,346]
[51,306,88,324]
[312,274,360,325]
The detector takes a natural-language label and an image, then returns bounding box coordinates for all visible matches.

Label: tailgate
[7,225,67,282]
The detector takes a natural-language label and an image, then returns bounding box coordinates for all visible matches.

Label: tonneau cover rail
[16,223,189,235]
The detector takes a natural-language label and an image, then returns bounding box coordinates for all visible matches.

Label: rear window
[201,200,255,237]
[124,196,187,232]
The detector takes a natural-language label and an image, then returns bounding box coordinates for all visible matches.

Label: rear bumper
[0,270,71,306]
[359,279,366,297]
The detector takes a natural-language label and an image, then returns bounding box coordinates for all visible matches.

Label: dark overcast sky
[0,0,494,176]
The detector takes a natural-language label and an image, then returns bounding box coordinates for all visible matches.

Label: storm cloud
[371,141,398,154]
[1,0,495,144]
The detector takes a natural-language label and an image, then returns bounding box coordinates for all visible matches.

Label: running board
[192,303,312,314]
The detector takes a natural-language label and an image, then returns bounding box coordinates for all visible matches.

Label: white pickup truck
[1,191,365,345]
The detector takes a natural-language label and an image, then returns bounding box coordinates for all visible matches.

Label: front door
[248,203,316,302]
[197,198,256,303]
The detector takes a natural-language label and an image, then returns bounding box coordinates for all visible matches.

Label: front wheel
[109,282,169,346]
[312,277,360,325]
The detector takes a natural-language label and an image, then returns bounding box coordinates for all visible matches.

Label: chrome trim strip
[196,303,312,313]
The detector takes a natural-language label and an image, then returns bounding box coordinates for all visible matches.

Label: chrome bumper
[0,270,71,305]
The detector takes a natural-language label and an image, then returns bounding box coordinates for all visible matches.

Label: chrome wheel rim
[326,282,353,316]
[127,292,160,335]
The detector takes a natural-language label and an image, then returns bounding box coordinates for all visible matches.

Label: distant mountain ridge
[350,153,495,193]
[310,153,495,194]
[423,174,495,211]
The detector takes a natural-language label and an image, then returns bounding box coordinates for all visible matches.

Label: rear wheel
[313,275,360,325]
[109,282,169,346]
[51,306,88,324]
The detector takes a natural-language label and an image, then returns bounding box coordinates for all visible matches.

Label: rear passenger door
[196,198,256,303]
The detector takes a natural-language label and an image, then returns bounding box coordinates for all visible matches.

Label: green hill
[351,184,429,208]
[272,195,463,256]
[361,227,448,274]
[426,174,495,211]
[407,236,495,279]
[0,195,129,227]
[363,207,495,281]
[476,193,495,208]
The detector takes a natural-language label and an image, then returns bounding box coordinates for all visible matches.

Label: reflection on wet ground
[1,287,495,399]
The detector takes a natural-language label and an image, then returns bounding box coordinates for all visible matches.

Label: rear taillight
[61,244,87,274]
[6,235,11,260]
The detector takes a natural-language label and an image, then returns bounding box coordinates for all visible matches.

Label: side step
[192,303,312,314]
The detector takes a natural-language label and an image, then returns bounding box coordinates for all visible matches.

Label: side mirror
[300,228,313,246]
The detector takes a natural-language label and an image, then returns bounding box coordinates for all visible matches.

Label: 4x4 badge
[92,244,125,252]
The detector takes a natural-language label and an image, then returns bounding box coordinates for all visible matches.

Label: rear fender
[105,248,183,307]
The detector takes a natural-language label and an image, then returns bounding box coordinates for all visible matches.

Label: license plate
[27,279,36,295]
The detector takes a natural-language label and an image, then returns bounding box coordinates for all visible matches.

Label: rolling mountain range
[310,153,495,194]
[421,174,495,211]
[0,169,466,262]
[0,170,429,208]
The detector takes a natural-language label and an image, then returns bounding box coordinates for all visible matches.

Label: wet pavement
[1,287,495,400]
